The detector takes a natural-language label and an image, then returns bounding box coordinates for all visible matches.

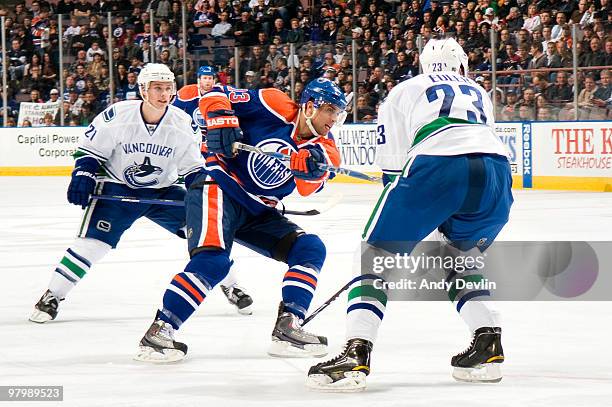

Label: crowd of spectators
[0,0,610,127]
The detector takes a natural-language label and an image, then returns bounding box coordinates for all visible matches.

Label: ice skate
[268,302,327,358]
[221,284,253,315]
[134,317,188,363]
[306,338,372,392]
[29,290,62,323]
[451,327,504,383]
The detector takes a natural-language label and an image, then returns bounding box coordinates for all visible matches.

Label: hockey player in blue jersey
[307,38,514,391]
[173,65,254,315]
[134,78,348,363]
[29,64,205,323]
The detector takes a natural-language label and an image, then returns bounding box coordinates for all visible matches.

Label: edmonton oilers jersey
[199,86,337,215]
[173,84,207,132]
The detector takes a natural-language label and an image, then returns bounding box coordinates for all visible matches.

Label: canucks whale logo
[123,156,163,187]
[248,139,294,189]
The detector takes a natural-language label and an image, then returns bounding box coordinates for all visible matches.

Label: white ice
[1,177,611,407]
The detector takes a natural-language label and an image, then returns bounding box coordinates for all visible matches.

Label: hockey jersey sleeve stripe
[76,147,107,162]
[259,88,299,124]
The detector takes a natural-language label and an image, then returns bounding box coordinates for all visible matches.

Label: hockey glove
[205,109,243,157]
[290,147,327,180]
[67,156,99,208]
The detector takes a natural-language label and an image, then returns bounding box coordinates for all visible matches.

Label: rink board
[0,122,610,191]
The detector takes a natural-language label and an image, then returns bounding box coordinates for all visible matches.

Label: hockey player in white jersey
[307,38,513,391]
[29,64,205,323]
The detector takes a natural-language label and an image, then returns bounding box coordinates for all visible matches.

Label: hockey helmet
[137,63,176,94]
[300,78,347,111]
[198,65,217,78]
[420,38,469,75]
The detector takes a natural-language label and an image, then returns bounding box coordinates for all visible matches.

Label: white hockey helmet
[420,38,469,75]
[137,63,176,95]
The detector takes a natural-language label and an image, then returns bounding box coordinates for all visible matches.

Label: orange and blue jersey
[173,84,206,132]
[198,86,341,215]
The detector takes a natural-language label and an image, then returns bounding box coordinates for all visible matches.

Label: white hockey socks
[48,237,111,298]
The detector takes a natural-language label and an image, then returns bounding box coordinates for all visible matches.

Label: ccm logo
[207,117,239,127]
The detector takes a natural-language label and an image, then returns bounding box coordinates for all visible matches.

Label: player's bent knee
[184,250,232,289]
[71,237,112,264]
[286,234,326,271]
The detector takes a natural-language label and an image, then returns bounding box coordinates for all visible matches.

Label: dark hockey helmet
[300,78,348,111]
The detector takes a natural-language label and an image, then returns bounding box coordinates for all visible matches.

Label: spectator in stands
[522,4,541,33]
[582,37,607,79]
[86,41,106,63]
[63,16,81,42]
[578,74,599,113]
[234,10,257,46]
[43,112,55,126]
[551,12,567,40]
[8,39,28,82]
[212,11,233,38]
[46,88,60,104]
[592,69,611,107]
[501,89,519,121]
[518,104,535,121]
[74,0,93,17]
[122,72,140,101]
[270,18,289,43]
[548,71,574,103]
[287,18,304,46]
[29,89,43,104]
[194,2,217,28]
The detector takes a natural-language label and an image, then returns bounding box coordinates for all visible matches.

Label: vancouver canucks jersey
[376,72,508,176]
[199,87,340,214]
[76,100,204,189]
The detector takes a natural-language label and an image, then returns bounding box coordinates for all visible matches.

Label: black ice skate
[134,317,188,363]
[29,290,62,323]
[451,327,504,383]
[221,284,253,315]
[306,338,373,392]
[268,302,328,358]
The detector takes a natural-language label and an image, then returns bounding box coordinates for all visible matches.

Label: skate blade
[133,346,186,363]
[452,363,502,383]
[29,310,53,323]
[237,305,253,315]
[306,372,367,392]
[268,340,327,358]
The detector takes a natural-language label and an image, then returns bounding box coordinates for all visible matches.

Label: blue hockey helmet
[198,65,216,78]
[300,78,347,111]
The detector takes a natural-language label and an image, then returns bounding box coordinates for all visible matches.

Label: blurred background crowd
[0,0,610,127]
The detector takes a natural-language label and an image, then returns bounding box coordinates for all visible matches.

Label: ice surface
[1,177,611,407]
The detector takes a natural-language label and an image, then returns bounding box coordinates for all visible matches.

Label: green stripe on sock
[60,256,87,279]
[448,274,485,302]
[348,285,387,306]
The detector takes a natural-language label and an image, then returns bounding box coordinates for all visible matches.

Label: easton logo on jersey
[247,139,294,189]
[123,156,163,187]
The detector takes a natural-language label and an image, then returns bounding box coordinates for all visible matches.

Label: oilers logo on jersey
[247,139,295,190]
[123,156,164,187]
[192,109,206,131]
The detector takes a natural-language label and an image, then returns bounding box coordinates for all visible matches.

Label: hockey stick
[301,279,352,327]
[233,142,382,183]
[91,194,341,216]
[92,194,184,206]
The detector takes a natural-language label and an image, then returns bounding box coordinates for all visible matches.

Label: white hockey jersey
[76,100,204,188]
[375,72,508,176]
